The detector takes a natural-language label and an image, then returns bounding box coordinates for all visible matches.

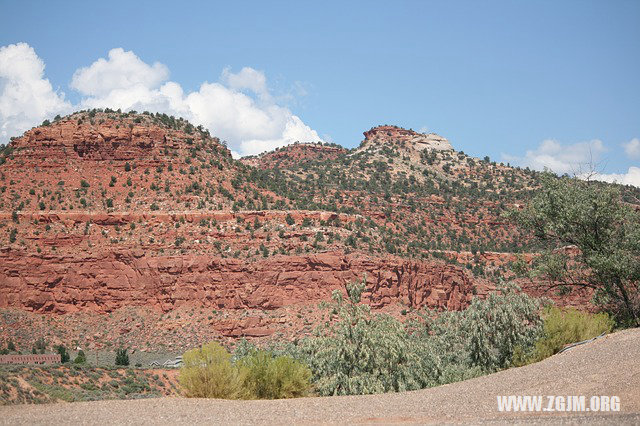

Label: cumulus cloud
[623,138,640,159]
[585,167,640,188]
[70,48,169,97]
[220,66,268,99]
[503,138,640,188]
[502,139,607,175]
[0,42,71,141]
[0,43,321,156]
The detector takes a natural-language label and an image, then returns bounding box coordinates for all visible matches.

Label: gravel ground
[1,328,639,425]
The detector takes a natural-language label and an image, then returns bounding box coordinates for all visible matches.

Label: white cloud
[623,138,640,159]
[587,167,640,188]
[504,138,640,188]
[237,114,320,155]
[70,48,169,97]
[502,139,607,175]
[0,42,71,141]
[0,43,321,156]
[220,66,268,99]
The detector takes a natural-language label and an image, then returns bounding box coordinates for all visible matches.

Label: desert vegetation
[179,342,311,399]
[179,278,617,399]
[0,365,179,405]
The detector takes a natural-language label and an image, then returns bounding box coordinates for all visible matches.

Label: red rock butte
[0,112,487,319]
[361,125,453,151]
[0,111,595,343]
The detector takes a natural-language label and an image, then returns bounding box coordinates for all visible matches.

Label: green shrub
[74,350,87,364]
[179,342,247,399]
[55,345,70,363]
[523,307,613,364]
[412,282,542,385]
[33,337,46,354]
[462,283,543,372]
[9,228,17,243]
[296,278,434,396]
[115,348,129,366]
[239,350,311,399]
[285,214,295,226]
[180,342,310,400]
[286,280,543,396]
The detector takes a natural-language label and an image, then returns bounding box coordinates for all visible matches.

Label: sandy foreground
[1,328,639,425]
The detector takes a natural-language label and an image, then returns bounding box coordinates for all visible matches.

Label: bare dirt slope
[1,327,639,425]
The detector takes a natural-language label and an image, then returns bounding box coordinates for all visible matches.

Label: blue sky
[1,0,638,183]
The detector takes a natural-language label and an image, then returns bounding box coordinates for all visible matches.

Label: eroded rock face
[8,118,227,165]
[0,249,487,314]
[361,125,453,151]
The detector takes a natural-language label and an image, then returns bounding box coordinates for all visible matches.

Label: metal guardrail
[557,332,606,354]
[149,356,183,368]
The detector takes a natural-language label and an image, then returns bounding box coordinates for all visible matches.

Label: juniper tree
[74,350,87,364]
[55,345,70,363]
[115,348,129,366]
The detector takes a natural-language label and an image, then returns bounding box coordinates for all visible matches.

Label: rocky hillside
[0,110,246,213]
[0,110,609,352]
[245,124,542,257]
[241,142,347,169]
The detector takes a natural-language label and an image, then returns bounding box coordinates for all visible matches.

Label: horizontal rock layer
[0,250,487,314]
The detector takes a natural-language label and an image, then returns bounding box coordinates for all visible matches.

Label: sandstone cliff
[0,249,487,314]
